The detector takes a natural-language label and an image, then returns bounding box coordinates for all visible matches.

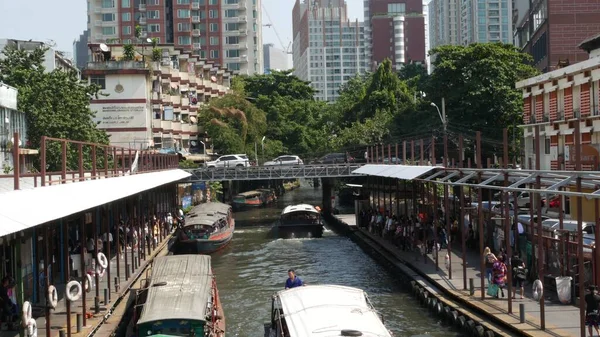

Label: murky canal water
[211,183,461,337]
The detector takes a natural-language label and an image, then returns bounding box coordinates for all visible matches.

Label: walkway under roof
[0,169,191,237]
[352,164,440,180]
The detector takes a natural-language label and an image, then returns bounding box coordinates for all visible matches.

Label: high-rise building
[73,29,90,70]
[513,0,600,73]
[364,0,426,70]
[459,0,512,46]
[263,43,290,74]
[428,0,461,50]
[292,0,368,102]
[87,0,263,75]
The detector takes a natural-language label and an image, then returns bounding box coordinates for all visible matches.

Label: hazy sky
[0,0,364,57]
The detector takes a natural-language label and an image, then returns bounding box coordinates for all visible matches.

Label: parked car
[205,154,250,168]
[313,153,354,164]
[263,155,304,166]
[158,148,184,162]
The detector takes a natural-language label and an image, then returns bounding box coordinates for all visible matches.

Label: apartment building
[0,39,79,74]
[364,0,426,70]
[513,0,600,73]
[292,0,368,102]
[83,44,232,150]
[263,43,290,74]
[87,0,263,75]
[516,34,600,173]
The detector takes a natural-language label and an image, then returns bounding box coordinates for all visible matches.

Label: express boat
[273,204,323,238]
[134,255,225,337]
[174,202,234,254]
[264,285,392,337]
[257,188,277,205]
[232,190,263,210]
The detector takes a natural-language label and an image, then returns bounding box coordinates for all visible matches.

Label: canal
[211,183,461,337]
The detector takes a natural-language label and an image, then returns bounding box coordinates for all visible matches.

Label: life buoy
[22,301,32,325]
[532,279,543,302]
[26,318,37,337]
[97,252,108,269]
[96,266,106,278]
[85,273,93,293]
[47,285,58,309]
[66,280,82,302]
[445,253,450,270]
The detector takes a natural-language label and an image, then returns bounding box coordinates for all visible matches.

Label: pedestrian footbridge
[186,164,364,181]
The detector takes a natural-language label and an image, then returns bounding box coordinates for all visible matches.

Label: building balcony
[171,67,180,79]
[182,123,191,133]
[162,94,172,103]
[139,17,147,25]
[172,95,181,105]
[86,61,147,70]
[182,97,190,106]
[139,3,146,11]
[192,16,200,23]
[180,71,189,82]
[193,43,201,50]
[192,29,201,36]
[224,17,247,23]
[192,2,200,9]
[172,121,182,132]
[161,120,172,130]
[152,119,162,128]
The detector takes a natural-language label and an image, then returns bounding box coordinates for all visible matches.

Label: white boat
[273,204,324,238]
[264,285,392,337]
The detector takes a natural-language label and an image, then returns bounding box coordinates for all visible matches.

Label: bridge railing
[1,132,180,191]
[186,163,365,181]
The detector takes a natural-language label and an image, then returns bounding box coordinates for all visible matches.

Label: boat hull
[272,224,324,239]
[175,228,234,254]
[232,201,263,210]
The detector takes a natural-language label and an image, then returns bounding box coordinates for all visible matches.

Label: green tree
[0,46,109,171]
[427,43,538,158]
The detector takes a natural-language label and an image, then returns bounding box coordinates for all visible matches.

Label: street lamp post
[200,140,206,166]
[430,98,447,132]
[261,136,266,160]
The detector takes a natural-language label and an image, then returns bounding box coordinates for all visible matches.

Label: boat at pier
[134,255,225,337]
[264,285,392,337]
[257,188,277,205]
[273,204,324,238]
[232,190,263,210]
[174,202,234,254]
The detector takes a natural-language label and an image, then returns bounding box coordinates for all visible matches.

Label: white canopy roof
[276,285,392,337]
[352,164,439,180]
[282,204,319,215]
[0,169,190,238]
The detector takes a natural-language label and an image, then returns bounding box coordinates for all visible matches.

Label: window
[101,0,114,8]
[209,0,218,4]
[148,0,159,4]
[210,50,219,58]
[102,13,115,21]
[102,27,116,35]
[177,0,190,3]
[226,36,239,44]
[225,23,239,31]
[225,0,238,4]
[149,24,160,32]
[90,76,106,89]
[199,10,206,19]
[227,62,241,70]
[210,36,219,45]
[122,26,131,34]
[148,10,159,19]
[199,37,206,46]
[544,138,550,155]
[226,49,239,57]
[387,3,405,14]
[225,9,237,17]
[209,9,218,18]
[122,0,130,7]
[122,13,131,21]
[177,9,191,18]
[209,23,218,32]
[178,23,191,32]
[199,50,206,59]
[178,36,191,45]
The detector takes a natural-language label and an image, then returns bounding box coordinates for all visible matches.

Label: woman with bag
[511,253,526,299]
[491,255,508,298]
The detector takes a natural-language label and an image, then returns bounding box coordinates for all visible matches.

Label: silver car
[206,154,250,168]
[263,155,304,167]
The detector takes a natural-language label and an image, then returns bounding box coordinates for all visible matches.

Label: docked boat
[134,255,225,337]
[264,285,392,337]
[273,204,324,238]
[232,190,263,210]
[174,202,234,254]
[257,188,277,205]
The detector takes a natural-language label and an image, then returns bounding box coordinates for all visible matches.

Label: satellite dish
[210,76,217,82]
[146,38,152,43]
[99,43,109,52]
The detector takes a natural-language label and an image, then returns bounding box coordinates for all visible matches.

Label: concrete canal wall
[325,213,517,337]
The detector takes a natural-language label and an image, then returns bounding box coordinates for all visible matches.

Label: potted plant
[123,44,135,61]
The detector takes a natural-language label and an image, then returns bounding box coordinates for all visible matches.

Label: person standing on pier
[585,285,600,337]
[285,269,304,289]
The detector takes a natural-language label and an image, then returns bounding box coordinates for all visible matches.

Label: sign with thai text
[92,103,147,129]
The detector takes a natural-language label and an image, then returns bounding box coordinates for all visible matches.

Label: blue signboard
[192,182,205,191]
[182,195,192,209]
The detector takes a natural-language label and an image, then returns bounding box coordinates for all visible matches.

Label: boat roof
[185,202,230,226]
[282,204,319,215]
[137,255,213,325]
[235,190,262,197]
[275,285,391,337]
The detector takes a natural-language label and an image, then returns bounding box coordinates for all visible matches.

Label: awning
[0,169,191,238]
[352,164,439,180]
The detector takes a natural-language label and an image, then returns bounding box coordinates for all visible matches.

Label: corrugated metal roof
[185,202,231,227]
[0,169,191,237]
[277,285,391,337]
[352,164,438,180]
[137,255,213,325]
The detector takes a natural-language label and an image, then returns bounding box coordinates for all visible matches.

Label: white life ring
[85,273,93,293]
[22,301,32,324]
[47,285,58,309]
[445,253,450,270]
[66,280,82,302]
[532,279,543,302]
[96,266,106,278]
[26,318,37,337]
[97,252,108,269]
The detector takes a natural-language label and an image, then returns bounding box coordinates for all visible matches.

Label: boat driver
[285,269,305,289]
